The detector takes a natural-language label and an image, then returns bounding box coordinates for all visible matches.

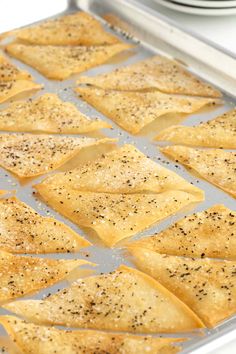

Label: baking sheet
[0,0,236,353]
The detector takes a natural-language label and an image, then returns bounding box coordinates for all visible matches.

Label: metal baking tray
[0,0,236,353]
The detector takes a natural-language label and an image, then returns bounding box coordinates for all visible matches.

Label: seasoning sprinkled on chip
[78,55,221,97]
[3,265,204,332]
[161,145,236,198]
[76,86,218,134]
[129,205,236,260]
[0,133,116,178]
[6,43,133,80]
[0,196,90,254]
[39,144,203,195]
[0,315,184,354]
[0,251,92,303]
[2,12,120,46]
[0,54,32,81]
[0,93,111,134]
[156,108,236,148]
[35,144,204,246]
[128,247,236,327]
[35,187,202,247]
[0,54,42,104]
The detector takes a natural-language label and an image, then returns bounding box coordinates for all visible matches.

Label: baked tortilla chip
[0,316,184,354]
[3,12,119,46]
[35,182,203,246]
[128,247,236,327]
[0,196,90,254]
[78,55,221,97]
[76,87,217,134]
[0,250,92,303]
[0,93,111,134]
[3,265,204,332]
[0,335,21,354]
[161,145,236,198]
[0,54,42,104]
[40,144,204,196]
[0,54,32,81]
[35,143,204,246]
[130,205,236,260]
[6,43,133,80]
[0,133,115,178]
[0,80,42,105]
[156,108,236,148]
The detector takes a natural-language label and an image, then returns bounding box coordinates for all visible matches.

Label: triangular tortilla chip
[161,145,236,198]
[0,54,42,104]
[35,180,203,247]
[156,108,236,148]
[39,144,204,196]
[3,12,120,46]
[0,133,115,178]
[0,80,42,104]
[0,93,111,134]
[129,205,236,260]
[78,55,221,97]
[3,265,204,332]
[128,247,236,327]
[76,87,218,134]
[0,316,184,354]
[0,196,90,254]
[0,54,32,81]
[6,43,133,80]
[0,250,92,303]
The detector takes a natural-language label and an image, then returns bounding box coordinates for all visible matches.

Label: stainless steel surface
[0,0,235,353]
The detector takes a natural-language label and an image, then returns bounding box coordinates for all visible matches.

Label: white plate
[153,0,236,15]
[175,0,236,8]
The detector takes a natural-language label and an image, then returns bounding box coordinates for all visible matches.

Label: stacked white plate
[153,0,236,15]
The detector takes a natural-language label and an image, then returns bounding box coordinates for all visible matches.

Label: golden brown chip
[156,108,236,148]
[0,133,115,178]
[35,181,203,246]
[128,247,236,327]
[40,144,204,196]
[0,54,32,81]
[76,87,218,134]
[0,250,92,303]
[77,55,221,97]
[6,43,133,80]
[0,196,90,254]
[0,80,42,105]
[3,12,119,46]
[129,205,236,260]
[3,265,204,332]
[0,335,21,354]
[0,93,111,133]
[0,54,42,104]
[0,80,41,102]
[35,143,204,246]
[161,145,236,198]
[0,316,184,354]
